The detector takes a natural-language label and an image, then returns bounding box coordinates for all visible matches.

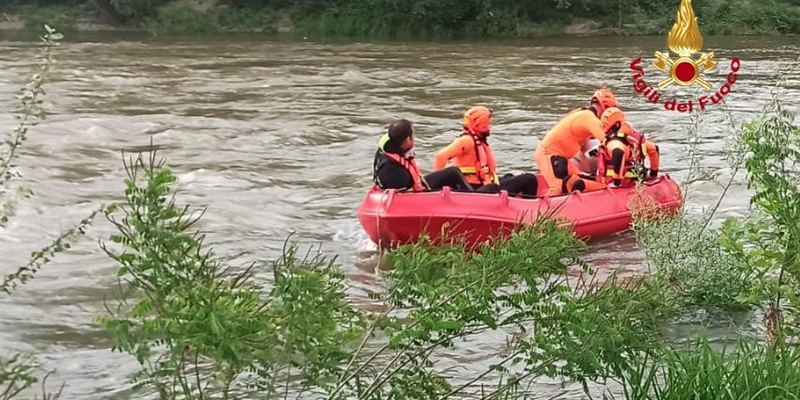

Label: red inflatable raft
[357,174,684,250]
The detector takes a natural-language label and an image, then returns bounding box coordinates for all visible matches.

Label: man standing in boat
[596,107,661,188]
[373,118,474,192]
[432,106,539,197]
[533,88,618,197]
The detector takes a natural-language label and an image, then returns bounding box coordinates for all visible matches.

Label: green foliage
[544,273,679,383]
[615,336,800,400]
[96,146,368,399]
[1,0,83,8]
[0,25,61,229]
[633,212,754,312]
[92,92,798,397]
[100,0,171,23]
[0,31,56,399]
[0,24,102,400]
[7,0,799,36]
[0,355,62,400]
[93,162,693,399]
[146,4,277,34]
[324,219,682,399]
[18,6,80,31]
[611,60,800,400]
[266,241,369,394]
[718,92,800,344]
[0,353,37,400]
[1,210,101,294]
[291,0,524,39]
[630,86,799,323]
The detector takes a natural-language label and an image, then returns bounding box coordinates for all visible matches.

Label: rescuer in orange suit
[533,88,617,196]
[596,107,661,188]
[432,106,539,197]
[373,118,474,192]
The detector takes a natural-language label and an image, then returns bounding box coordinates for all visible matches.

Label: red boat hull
[356,174,684,250]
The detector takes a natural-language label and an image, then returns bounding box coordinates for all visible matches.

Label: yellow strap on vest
[378,133,390,150]
[460,166,499,185]
[606,169,638,178]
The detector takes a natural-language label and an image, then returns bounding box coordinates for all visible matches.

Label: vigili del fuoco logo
[629,0,740,113]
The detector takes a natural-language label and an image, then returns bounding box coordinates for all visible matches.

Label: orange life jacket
[380,151,427,192]
[457,133,499,186]
[597,127,648,186]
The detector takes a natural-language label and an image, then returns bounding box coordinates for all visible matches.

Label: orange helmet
[591,88,618,113]
[463,106,493,135]
[600,107,625,134]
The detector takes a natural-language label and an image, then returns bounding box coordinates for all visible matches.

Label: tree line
[4,0,800,36]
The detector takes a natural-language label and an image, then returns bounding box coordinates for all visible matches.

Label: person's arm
[578,111,608,142]
[433,136,470,171]
[376,162,414,191]
[643,140,660,177]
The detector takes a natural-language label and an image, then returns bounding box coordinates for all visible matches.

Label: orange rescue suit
[597,122,660,187]
[534,108,608,196]
[433,134,499,186]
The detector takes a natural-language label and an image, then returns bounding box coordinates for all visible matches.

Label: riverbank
[2,0,799,38]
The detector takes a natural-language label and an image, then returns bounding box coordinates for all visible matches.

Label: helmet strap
[605,123,621,137]
[590,101,602,117]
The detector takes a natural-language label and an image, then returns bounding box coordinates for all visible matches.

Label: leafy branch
[0,24,62,228]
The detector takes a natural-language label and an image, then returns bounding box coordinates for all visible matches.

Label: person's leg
[561,174,606,193]
[424,166,474,192]
[560,154,606,194]
[499,173,539,197]
[475,184,500,193]
[535,150,564,196]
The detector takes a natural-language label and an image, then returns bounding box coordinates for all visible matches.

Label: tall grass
[615,337,800,400]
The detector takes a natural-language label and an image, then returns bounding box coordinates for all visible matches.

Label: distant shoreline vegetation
[1,0,799,38]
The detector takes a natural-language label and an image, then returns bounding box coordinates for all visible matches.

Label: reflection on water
[0,32,798,399]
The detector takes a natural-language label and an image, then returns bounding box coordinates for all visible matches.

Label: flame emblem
[652,0,718,89]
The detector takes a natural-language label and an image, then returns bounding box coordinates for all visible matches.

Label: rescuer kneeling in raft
[432,106,539,197]
[373,118,474,192]
[533,88,617,196]
[596,107,661,188]
[573,100,649,177]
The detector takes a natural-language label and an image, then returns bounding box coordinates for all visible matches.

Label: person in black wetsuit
[373,119,474,192]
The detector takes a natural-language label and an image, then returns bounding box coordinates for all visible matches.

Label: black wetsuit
[372,148,473,192]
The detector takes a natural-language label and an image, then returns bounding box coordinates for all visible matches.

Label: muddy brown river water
[1,31,799,399]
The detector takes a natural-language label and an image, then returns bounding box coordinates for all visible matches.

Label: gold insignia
[652,0,718,89]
